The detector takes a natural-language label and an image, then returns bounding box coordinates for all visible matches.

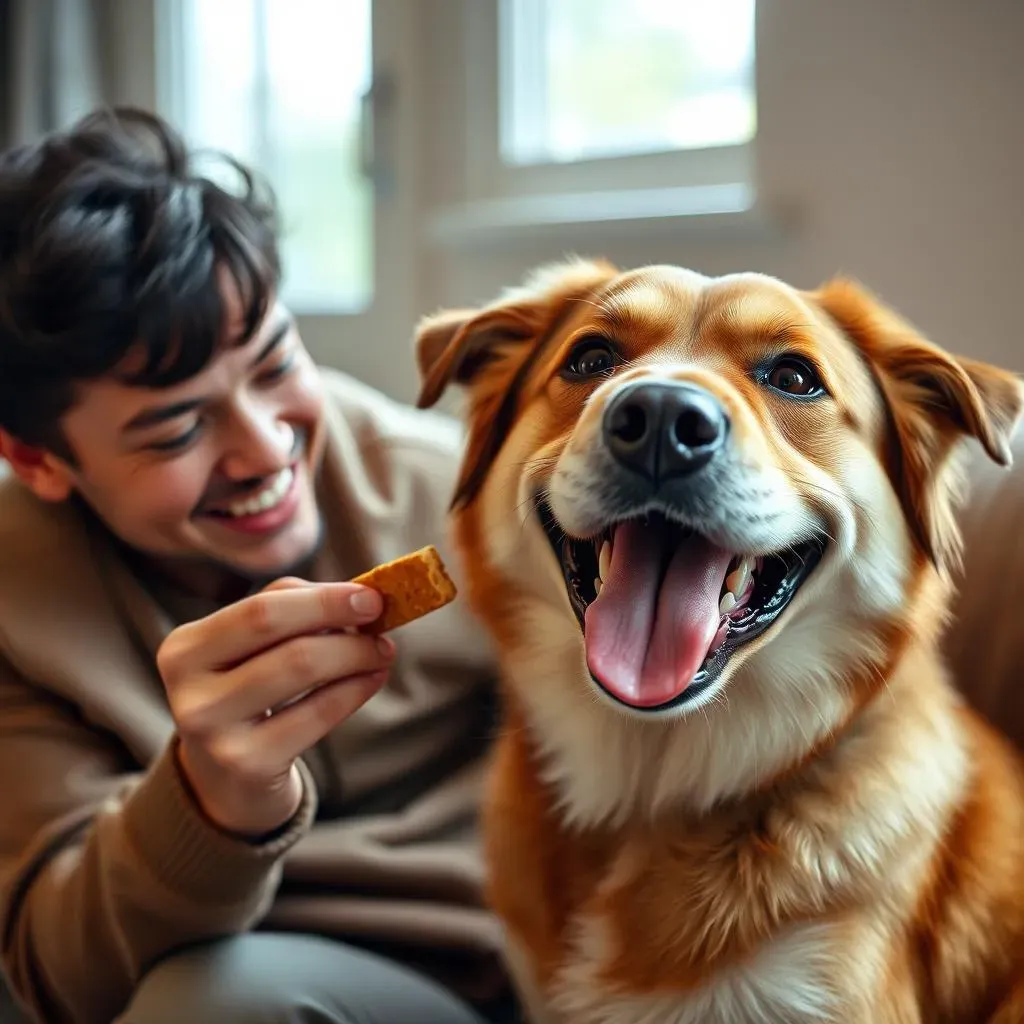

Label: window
[453,0,758,235]
[158,0,373,313]
[501,0,756,166]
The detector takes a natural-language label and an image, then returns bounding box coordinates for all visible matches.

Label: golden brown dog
[414,259,1024,1023]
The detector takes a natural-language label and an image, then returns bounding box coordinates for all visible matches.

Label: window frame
[153,0,377,317]
[461,0,757,207]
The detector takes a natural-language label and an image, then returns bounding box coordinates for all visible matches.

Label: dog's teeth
[719,592,737,615]
[725,556,753,599]
[598,540,612,582]
[594,577,603,597]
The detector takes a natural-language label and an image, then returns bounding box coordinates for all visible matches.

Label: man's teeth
[719,555,756,615]
[222,467,294,517]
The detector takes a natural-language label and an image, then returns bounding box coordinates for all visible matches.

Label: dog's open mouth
[538,503,826,711]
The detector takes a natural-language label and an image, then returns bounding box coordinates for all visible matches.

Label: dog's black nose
[602,380,727,482]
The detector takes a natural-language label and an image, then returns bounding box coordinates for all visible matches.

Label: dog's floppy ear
[414,257,618,508]
[811,277,1023,569]
[414,257,618,411]
[415,305,537,411]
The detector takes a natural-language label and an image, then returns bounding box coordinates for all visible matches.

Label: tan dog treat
[351,545,457,633]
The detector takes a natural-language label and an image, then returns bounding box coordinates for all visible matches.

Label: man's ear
[0,431,75,502]
[414,257,618,411]
[810,278,1024,569]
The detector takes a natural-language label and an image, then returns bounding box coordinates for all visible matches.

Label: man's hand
[156,578,395,838]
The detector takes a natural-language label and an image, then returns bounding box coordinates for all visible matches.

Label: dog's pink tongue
[585,520,732,708]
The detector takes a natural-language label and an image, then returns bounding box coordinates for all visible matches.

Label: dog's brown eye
[563,339,618,380]
[766,358,824,397]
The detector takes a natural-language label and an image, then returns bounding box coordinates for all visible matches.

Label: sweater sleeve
[0,658,318,1024]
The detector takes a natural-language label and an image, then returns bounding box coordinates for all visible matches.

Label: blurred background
[2,0,1022,405]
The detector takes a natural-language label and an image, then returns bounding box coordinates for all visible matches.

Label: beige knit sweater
[0,369,506,1024]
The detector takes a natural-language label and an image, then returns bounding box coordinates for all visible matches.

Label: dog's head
[416,260,1022,815]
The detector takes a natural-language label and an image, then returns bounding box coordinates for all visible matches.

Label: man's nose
[220,405,295,480]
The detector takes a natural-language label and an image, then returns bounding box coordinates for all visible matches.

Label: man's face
[54,284,328,583]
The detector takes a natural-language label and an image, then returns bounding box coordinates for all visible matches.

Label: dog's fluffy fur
[415,260,1024,1023]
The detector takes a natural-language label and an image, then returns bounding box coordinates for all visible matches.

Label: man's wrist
[174,739,304,842]
[116,741,315,911]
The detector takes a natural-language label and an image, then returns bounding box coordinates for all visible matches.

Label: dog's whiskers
[566,295,617,319]
[790,472,872,522]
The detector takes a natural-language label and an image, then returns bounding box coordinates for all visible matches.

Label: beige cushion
[943,427,1024,749]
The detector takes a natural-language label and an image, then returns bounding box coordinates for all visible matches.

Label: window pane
[178,0,373,312]
[501,0,756,166]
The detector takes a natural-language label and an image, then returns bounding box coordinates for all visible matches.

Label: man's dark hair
[0,106,281,459]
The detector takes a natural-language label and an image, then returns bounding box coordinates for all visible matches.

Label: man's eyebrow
[250,318,293,368]
[122,319,293,434]
[123,399,203,433]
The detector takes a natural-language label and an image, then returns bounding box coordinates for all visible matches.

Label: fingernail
[376,635,396,660]
[350,588,382,619]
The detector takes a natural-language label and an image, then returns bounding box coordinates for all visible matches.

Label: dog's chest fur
[546,916,856,1024]
[485,645,968,1024]
[502,840,903,1024]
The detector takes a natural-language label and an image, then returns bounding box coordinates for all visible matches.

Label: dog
[414,259,1024,1023]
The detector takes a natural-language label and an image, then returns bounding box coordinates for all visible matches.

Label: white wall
[98,0,158,112]
[407,0,1024,397]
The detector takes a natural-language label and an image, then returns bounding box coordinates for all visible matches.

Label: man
[0,108,510,1024]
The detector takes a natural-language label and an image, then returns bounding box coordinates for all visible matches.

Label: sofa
[942,426,1024,751]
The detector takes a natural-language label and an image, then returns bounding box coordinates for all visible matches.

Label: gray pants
[116,934,500,1024]
[0,934,507,1024]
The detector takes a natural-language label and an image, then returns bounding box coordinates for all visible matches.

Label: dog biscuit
[352,545,457,633]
